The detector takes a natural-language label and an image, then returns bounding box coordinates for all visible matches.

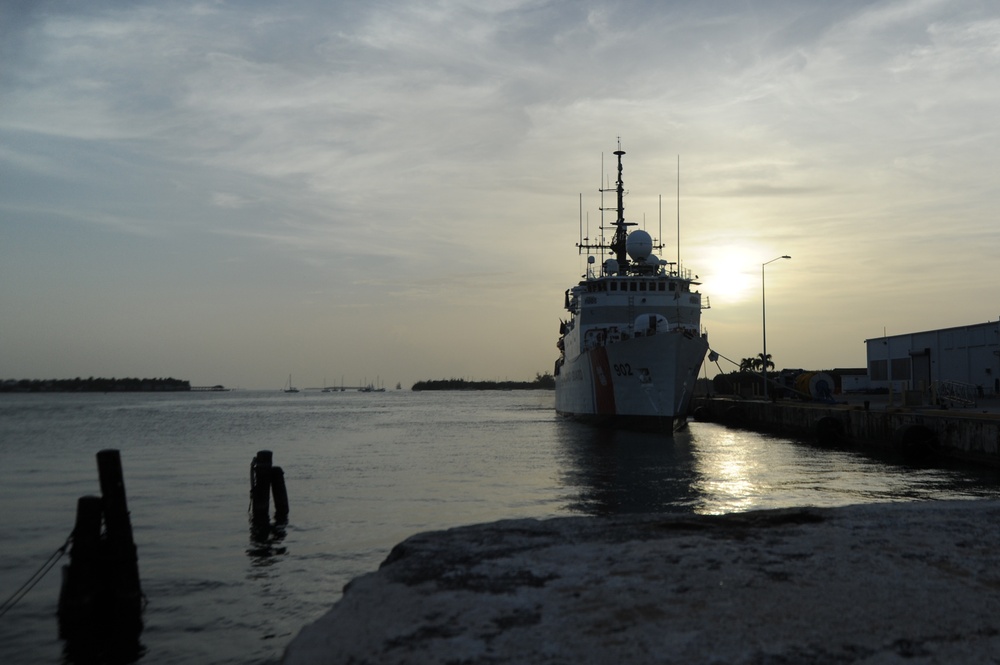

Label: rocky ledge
[283,501,1000,664]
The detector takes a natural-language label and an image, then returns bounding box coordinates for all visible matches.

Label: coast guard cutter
[554,147,709,431]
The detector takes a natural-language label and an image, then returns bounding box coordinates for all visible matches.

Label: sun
[701,248,756,304]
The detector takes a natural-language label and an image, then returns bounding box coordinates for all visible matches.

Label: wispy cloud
[2,0,999,386]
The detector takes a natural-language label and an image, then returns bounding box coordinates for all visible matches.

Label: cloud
[2,0,1000,386]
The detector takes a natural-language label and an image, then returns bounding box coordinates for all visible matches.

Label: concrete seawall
[283,501,1000,664]
[692,396,1000,464]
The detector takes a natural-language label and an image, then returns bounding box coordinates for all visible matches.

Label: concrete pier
[692,395,1000,464]
[283,500,1000,664]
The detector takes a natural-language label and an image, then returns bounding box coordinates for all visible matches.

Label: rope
[706,347,816,400]
[709,348,743,369]
[0,535,72,619]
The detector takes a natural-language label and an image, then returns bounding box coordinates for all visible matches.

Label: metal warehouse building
[865,320,1000,398]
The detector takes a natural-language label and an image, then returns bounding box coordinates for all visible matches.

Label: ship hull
[554,330,708,432]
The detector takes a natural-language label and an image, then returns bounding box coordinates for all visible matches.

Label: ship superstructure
[554,146,709,430]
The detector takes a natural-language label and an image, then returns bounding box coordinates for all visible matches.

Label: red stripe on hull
[588,347,616,414]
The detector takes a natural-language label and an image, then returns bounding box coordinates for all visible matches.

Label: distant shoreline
[412,376,555,391]
[0,378,192,393]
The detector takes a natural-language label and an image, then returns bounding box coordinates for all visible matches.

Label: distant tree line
[412,373,555,391]
[0,377,191,393]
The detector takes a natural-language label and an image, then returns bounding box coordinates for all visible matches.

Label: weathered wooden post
[58,451,144,661]
[271,466,289,523]
[96,449,144,635]
[250,450,273,524]
[58,495,103,634]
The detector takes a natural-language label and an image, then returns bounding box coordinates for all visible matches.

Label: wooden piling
[250,450,273,524]
[96,449,144,633]
[58,451,144,661]
[271,466,289,521]
[58,495,103,631]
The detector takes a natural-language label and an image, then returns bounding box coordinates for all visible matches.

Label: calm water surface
[2,390,1000,664]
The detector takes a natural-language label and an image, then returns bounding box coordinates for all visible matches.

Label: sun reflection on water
[691,428,771,515]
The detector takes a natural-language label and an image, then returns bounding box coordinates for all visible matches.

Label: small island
[0,377,192,393]
[412,373,554,391]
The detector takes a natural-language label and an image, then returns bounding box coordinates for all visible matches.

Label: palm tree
[753,353,775,373]
[739,357,756,373]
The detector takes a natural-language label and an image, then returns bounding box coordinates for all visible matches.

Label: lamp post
[762,255,791,399]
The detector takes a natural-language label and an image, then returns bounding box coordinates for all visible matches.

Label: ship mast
[607,148,629,269]
[578,141,635,273]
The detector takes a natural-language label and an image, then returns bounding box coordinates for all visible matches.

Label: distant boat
[359,376,386,392]
[284,375,299,393]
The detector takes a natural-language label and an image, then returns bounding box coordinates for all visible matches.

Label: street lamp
[762,255,791,399]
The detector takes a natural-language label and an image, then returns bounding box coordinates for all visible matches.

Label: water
[2,390,1000,664]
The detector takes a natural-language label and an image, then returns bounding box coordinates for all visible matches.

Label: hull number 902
[613,363,633,377]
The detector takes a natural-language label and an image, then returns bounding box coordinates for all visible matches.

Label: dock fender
[815,416,844,445]
[891,424,937,453]
[692,405,712,422]
[724,405,745,425]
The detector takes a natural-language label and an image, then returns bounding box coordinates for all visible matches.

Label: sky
[2,0,999,390]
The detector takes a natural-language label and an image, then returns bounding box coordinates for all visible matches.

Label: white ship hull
[555,329,708,431]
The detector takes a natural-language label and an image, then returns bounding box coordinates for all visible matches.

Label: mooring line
[708,347,741,370]
[0,535,72,619]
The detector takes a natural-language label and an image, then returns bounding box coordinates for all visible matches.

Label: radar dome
[603,258,619,275]
[626,230,653,261]
[645,253,659,267]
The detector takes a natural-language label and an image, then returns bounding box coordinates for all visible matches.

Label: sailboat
[284,375,299,393]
